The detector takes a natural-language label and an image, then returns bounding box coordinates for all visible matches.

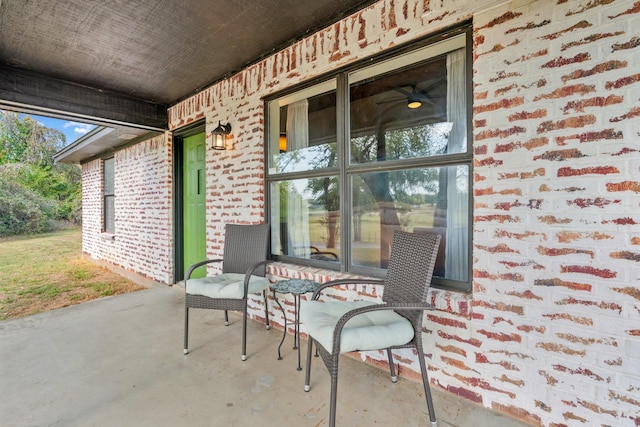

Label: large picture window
[103,157,115,234]
[266,30,471,291]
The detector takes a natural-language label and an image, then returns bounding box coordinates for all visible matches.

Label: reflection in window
[350,55,465,163]
[351,165,468,282]
[347,47,469,284]
[270,90,337,174]
[266,32,471,291]
[351,123,451,163]
[270,177,340,262]
[276,143,337,174]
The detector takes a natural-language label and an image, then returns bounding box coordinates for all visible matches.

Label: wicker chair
[183,223,271,361]
[301,230,441,427]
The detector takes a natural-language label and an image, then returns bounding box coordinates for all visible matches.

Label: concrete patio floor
[0,284,531,427]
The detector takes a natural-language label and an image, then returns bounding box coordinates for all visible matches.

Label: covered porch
[2,1,639,425]
[0,284,529,427]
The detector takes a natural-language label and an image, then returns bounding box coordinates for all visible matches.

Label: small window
[103,157,115,234]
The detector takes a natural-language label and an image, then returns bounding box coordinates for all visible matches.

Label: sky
[24,113,96,147]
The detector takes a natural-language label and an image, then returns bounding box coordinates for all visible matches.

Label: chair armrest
[332,302,435,354]
[242,260,273,297]
[311,278,385,300]
[185,259,223,281]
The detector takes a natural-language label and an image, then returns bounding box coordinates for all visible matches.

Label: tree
[305,121,445,264]
[0,111,66,167]
[307,175,340,248]
[0,110,81,236]
[305,144,340,248]
[351,123,443,265]
[0,111,31,163]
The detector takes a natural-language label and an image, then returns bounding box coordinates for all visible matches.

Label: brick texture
[82,134,173,283]
[83,1,640,426]
[472,1,640,426]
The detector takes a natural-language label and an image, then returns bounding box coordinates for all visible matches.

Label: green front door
[183,133,206,279]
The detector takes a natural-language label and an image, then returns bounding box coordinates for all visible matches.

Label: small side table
[271,278,320,371]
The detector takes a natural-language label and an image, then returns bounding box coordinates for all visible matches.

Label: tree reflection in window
[266,37,470,289]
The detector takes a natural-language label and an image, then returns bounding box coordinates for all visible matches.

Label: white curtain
[270,182,282,254]
[445,48,468,281]
[285,100,311,258]
[286,99,309,151]
[286,186,310,257]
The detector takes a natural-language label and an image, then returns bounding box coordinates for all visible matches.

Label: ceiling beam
[0,65,167,130]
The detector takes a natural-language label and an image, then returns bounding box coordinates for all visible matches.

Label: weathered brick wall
[82,134,174,284]
[471,1,639,425]
[81,158,104,258]
[95,0,636,425]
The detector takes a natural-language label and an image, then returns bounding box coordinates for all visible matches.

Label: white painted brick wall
[82,134,173,284]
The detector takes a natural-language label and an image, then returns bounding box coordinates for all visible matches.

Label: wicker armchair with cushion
[183,223,271,361]
[301,230,441,427]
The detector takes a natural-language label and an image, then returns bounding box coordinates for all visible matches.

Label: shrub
[0,179,56,236]
[0,112,82,234]
[0,163,81,233]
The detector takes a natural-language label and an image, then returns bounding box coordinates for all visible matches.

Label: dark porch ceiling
[0,0,376,135]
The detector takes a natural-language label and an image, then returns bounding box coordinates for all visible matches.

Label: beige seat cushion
[300,300,414,354]
[186,273,270,299]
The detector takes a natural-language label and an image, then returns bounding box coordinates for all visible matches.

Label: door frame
[172,120,206,283]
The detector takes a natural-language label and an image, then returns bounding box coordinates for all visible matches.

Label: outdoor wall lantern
[211,121,232,150]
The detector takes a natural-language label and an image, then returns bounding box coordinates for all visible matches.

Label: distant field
[308,204,438,266]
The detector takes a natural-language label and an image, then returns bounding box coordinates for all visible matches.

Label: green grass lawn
[0,229,143,320]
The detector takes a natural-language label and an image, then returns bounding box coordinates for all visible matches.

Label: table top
[271,278,320,294]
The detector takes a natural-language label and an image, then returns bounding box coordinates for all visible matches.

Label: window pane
[104,158,115,234]
[104,195,115,234]
[270,176,340,262]
[268,90,337,173]
[104,157,114,194]
[350,55,465,164]
[351,164,469,282]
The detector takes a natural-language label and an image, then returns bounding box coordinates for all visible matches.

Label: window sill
[100,233,116,241]
[267,262,472,318]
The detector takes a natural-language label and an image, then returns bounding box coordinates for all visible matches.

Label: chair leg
[328,352,340,427]
[263,289,270,330]
[224,310,229,326]
[386,348,397,382]
[417,346,437,427]
[183,306,189,354]
[241,304,248,361]
[304,338,313,392]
